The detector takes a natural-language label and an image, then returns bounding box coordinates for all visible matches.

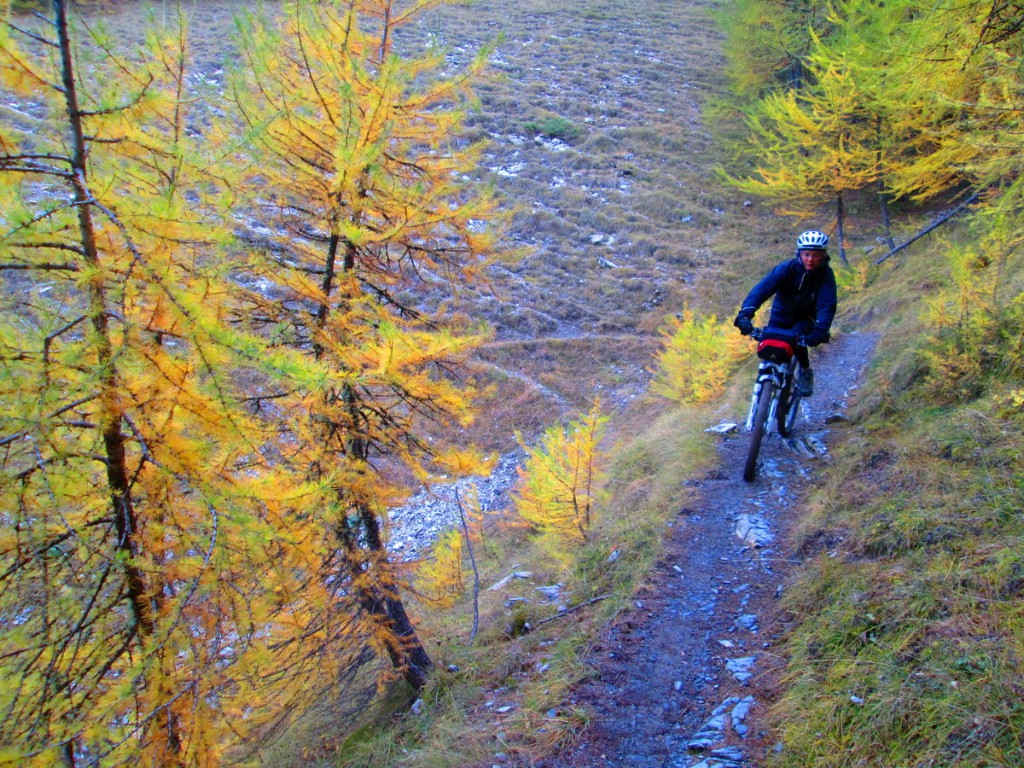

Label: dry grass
[421,12,781,283]
[765,229,1024,768]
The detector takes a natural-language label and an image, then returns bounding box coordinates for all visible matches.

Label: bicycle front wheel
[743,380,774,482]
[777,385,801,437]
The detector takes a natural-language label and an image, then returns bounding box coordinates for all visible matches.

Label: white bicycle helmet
[796,230,829,251]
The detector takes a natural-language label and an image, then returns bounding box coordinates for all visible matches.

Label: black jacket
[740,256,837,337]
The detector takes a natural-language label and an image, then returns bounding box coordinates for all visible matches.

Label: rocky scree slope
[420,0,736,342]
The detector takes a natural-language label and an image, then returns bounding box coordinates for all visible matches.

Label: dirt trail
[536,331,878,768]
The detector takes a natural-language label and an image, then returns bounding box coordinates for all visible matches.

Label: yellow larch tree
[727,36,881,263]
[880,0,1024,205]
[225,0,502,693]
[417,529,466,608]
[652,309,748,405]
[0,4,327,764]
[514,404,608,551]
[883,0,1024,399]
[715,0,835,100]
[721,0,1024,238]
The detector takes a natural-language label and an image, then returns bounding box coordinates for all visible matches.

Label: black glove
[733,313,754,336]
[805,329,830,347]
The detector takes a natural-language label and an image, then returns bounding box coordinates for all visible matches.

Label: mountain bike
[742,328,805,482]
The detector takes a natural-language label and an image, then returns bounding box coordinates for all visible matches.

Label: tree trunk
[55,0,176,756]
[875,116,896,250]
[878,184,896,250]
[875,193,980,264]
[56,0,155,644]
[835,192,849,265]
[350,443,433,690]
[788,58,804,91]
[338,506,433,692]
[317,233,433,693]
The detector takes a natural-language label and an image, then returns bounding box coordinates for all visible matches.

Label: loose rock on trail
[536,330,878,768]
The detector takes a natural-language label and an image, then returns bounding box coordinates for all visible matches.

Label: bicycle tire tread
[743,381,773,481]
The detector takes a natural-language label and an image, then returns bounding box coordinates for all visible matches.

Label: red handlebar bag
[757,337,795,363]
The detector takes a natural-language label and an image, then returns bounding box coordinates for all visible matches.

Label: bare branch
[1,201,85,241]
[29,10,57,28]
[875,193,981,264]
[0,151,72,166]
[11,241,85,256]
[0,162,73,178]
[533,594,613,628]
[6,21,58,49]
[81,135,126,145]
[77,77,152,117]
[0,394,98,448]
[0,262,79,271]
[455,489,480,642]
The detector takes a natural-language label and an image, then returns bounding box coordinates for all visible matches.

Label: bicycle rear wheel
[743,380,774,482]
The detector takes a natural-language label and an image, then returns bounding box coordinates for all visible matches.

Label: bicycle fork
[745,365,788,432]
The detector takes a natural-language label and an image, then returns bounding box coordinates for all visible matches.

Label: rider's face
[799,249,824,271]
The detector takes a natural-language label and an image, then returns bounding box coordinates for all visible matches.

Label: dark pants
[770,317,813,370]
[794,345,810,370]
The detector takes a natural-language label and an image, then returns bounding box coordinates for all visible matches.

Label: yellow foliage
[0,0,505,758]
[223,0,503,703]
[835,258,871,295]
[0,5,348,765]
[514,403,608,548]
[726,36,881,216]
[1001,389,1024,416]
[652,309,748,404]
[920,233,1024,402]
[417,529,465,607]
[229,0,503,526]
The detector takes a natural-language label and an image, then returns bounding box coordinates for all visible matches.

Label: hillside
[73,0,775,449]
[1,1,1021,767]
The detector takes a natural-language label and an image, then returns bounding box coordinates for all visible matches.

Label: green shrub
[523,115,583,142]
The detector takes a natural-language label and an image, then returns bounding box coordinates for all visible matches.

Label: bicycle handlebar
[750,327,808,347]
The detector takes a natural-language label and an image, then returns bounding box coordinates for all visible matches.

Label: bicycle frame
[742,328,803,481]
[744,328,799,434]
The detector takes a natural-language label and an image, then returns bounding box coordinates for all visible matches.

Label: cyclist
[733,230,837,396]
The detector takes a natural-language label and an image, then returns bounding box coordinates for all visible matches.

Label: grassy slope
[768,231,1024,767]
